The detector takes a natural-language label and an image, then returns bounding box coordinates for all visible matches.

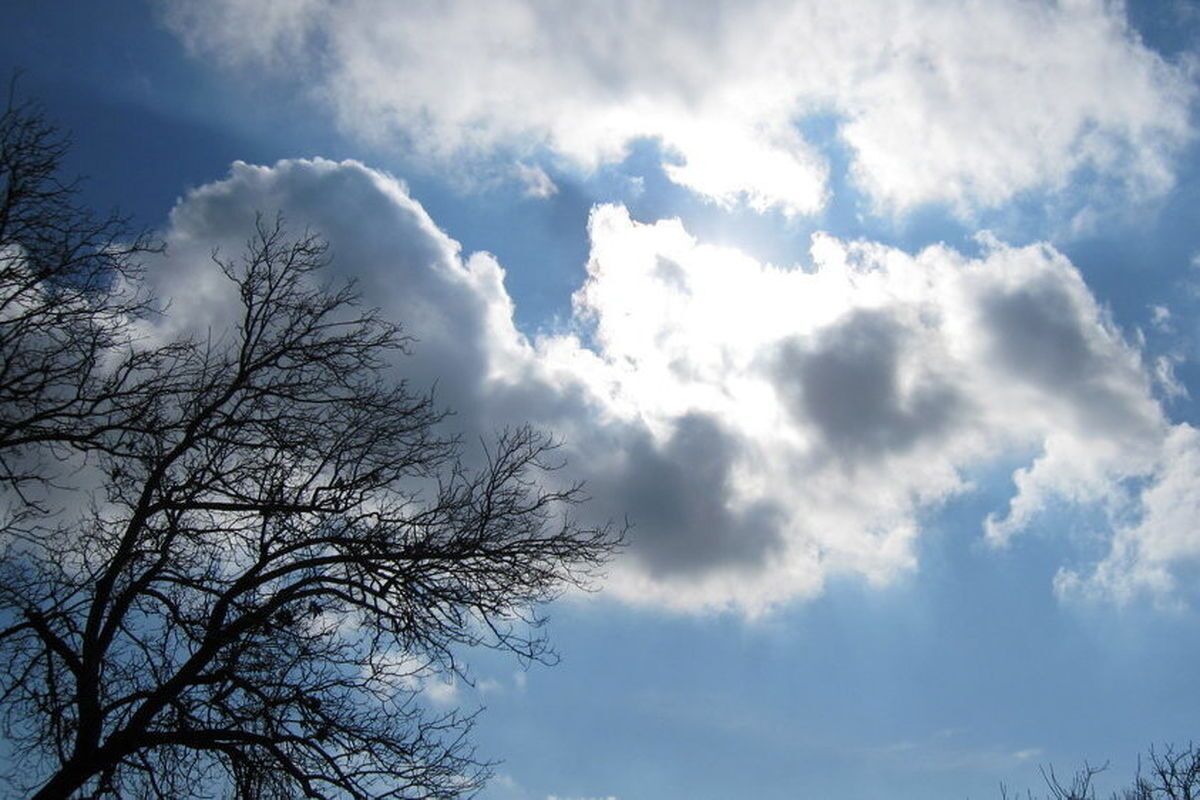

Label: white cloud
[1150,304,1173,332]
[1056,423,1200,604]
[423,677,460,707]
[555,205,1171,609]
[514,162,558,199]
[147,158,1197,612]
[1155,355,1189,402]
[161,0,1193,217]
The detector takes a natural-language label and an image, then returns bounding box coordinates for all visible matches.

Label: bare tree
[1000,744,1200,800]
[0,100,619,797]
[0,81,162,507]
[1122,744,1200,800]
[1000,762,1108,800]
[1040,762,1108,800]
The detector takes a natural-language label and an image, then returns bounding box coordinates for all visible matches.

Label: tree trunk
[30,762,95,800]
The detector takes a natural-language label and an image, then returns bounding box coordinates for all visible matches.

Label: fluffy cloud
[161,0,1193,217]
[1055,423,1200,604]
[147,158,1199,612]
[145,158,531,428]
[550,205,1175,610]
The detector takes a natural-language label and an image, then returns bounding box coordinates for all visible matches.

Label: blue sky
[5,2,1200,797]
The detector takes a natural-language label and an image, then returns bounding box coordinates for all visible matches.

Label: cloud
[555,205,1171,609]
[582,414,787,578]
[514,162,558,199]
[1150,304,1173,333]
[1055,423,1200,604]
[144,158,530,430]
[1155,356,1189,402]
[422,677,460,708]
[773,309,964,460]
[146,158,1195,613]
[161,0,1193,217]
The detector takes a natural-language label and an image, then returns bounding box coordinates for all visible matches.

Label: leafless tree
[1000,744,1200,800]
[0,81,162,508]
[999,761,1107,800]
[1120,744,1200,800]
[0,98,619,798]
[1040,762,1109,800]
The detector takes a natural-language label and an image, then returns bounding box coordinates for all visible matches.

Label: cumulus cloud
[145,158,1198,612]
[144,158,530,429]
[555,205,1173,609]
[161,0,1192,217]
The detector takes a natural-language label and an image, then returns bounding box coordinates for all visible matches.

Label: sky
[4,1,1200,797]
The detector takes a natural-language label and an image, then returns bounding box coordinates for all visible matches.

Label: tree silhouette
[0,93,619,799]
[0,82,161,507]
[1001,743,1200,800]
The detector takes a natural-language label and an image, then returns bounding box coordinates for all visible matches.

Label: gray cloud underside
[775,309,965,461]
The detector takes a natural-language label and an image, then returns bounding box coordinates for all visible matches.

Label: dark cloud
[981,278,1155,437]
[982,281,1096,387]
[774,309,963,460]
[585,414,785,578]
